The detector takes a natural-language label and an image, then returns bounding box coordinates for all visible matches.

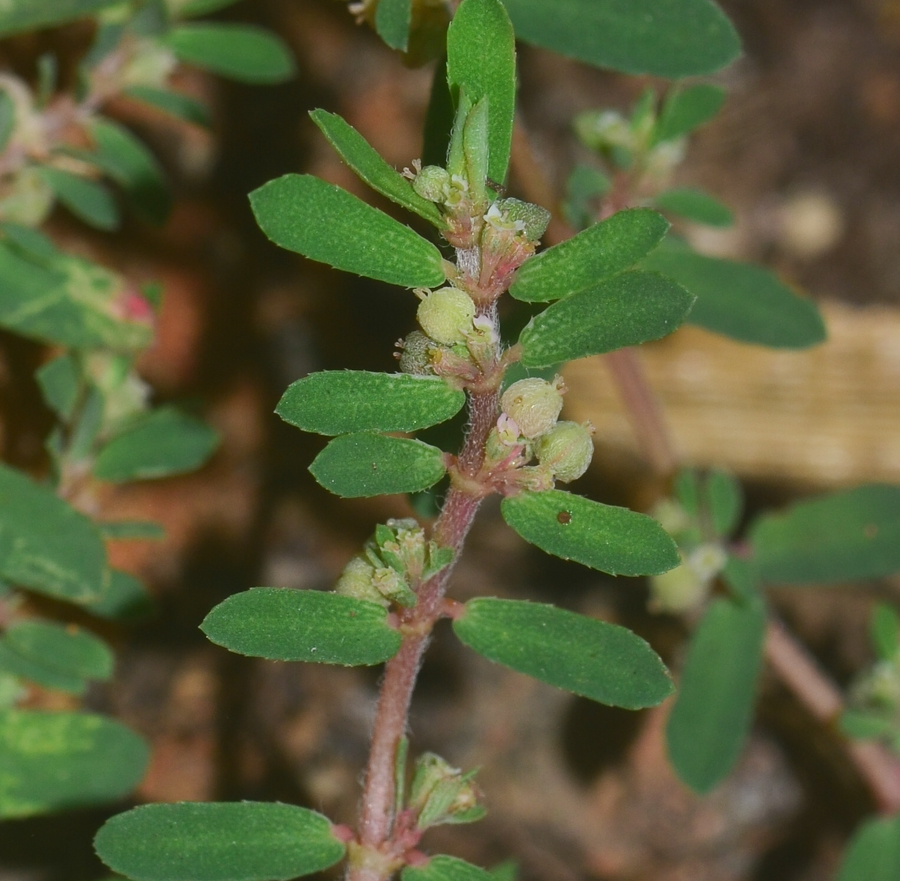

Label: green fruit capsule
[535,420,594,483]
[500,377,564,439]
[417,287,476,346]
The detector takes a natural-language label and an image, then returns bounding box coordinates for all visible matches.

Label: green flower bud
[648,560,707,614]
[417,287,476,346]
[534,420,594,483]
[500,377,564,440]
[412,165,451,202]
[334,556,389,607]
[409,752,485,830]
[398,331,435,376]
[490,198,550,242]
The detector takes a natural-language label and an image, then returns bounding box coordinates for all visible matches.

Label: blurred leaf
[94,802,346,881]
[705,469,743,537]
[642,242,827,348]
[499,0,740,78]
[88,118,171,224]
[201,588,402,665]
[454,597,674,708]
[0,639,87,693]
[0,0,120,38]
[675,468,701,517]
[0,90,14,152]
[423,56,454,169]
[277,371,464,436]
[85,569,154,620]
[93,406,219,483]
[500,489,679,576]
[403,856,493,881]
[836,815,900,881]
[0,464,107,604]
[0,710,148,818]
[519,270,694,367]
[38,167,119,231]
[166,24,296,84]
[250,174,446,288]
[563,164,611,231]
[376,0,412,50]
[446,0,516,185]
[751,485,900,584]
[720,556,761,603]
[871,604,900,661]
[124,85,211,128]
[6,620,113,681]
[840,710,894,740]
[486,861,517,881]
[654,187,733,227]
[36,354,79,421]
[97,521,165,540]
[309,111,444,226]
[510,208,670,303]
[178,0,242,15]
[666,596,766,793]
[653,84,726,143]
[310,432,446,498]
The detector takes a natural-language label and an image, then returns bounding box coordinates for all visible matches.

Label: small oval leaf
[38,166,119,231]
[94,802,346,881]
[447,0,516,185]
[201,588,402,665]
[124,85,211,128]
[0,710,148,818]
[519,271,694,367]
[375,0,412,51]
[403,856,493,881]
[166,24,296,84]
[666,597,766,793]
[277,371,465,436]
[501,489,679,576]
[6,620,114,681]
[93,407,219,483]
[653,84,726,144]
[500,0,740,78]
[0,0,120,37]
[642,243,826,349]
[654,187,733,228]
[509,209,670,303]
[310,111,444,226]
[250,174,446,288]
[751,485,900,584]
[836,815,900,881]
[310,432,446,498]
[453,597,674,709]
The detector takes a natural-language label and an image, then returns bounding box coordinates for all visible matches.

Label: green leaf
[654,187,733,227]
[201,588,402,665]
[166,24,296,84]
[871,603,900,661]
[97,520,166,540]
[674,468,701,517]
[642,243,827,349]
[88,118,171,224]
[0,463,107,604]
[6,620,114,681]
[751,485,900,584]
[93,406,220,483]
[0,639,87,694]
[500,489,679,576]
[310,432,446,498]
[704,469,743,537]
[0,0,120,38]
[309,111,444,226]
[840,710,894,741]
[0,89,15,152]
[653,84,726,144]
[250,174,446,288]
[836,815,900,881]
[178,0,241,15]
[453,597,674,709]
[375,0,412,51]
[519,270,694,367]
[277,371,465,436]
[510,209,670,303]
[84,568,154,620]
[124,85,211,128]
[403,856,493,881]
[94,802,346,881]
[720,556,761,603]
[423,56,454,169]
[666,596,766,793]
[499,0,740,78]
[563,164,611,231]
[38,167,119,231]
[0,241,152,350]
[0,709,148,818]
[36,353,79,421]
[446,0,516,185]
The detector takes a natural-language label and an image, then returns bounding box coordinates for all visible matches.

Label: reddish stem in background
[509,118,900,814]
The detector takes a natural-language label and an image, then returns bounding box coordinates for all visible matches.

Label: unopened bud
[334,557,388,607]
[649,560,708,614]
[412,165,451,203]
[417,288,476,346]
[409,753,485,830]
[500,377,564,439]
[535,420,594,483]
